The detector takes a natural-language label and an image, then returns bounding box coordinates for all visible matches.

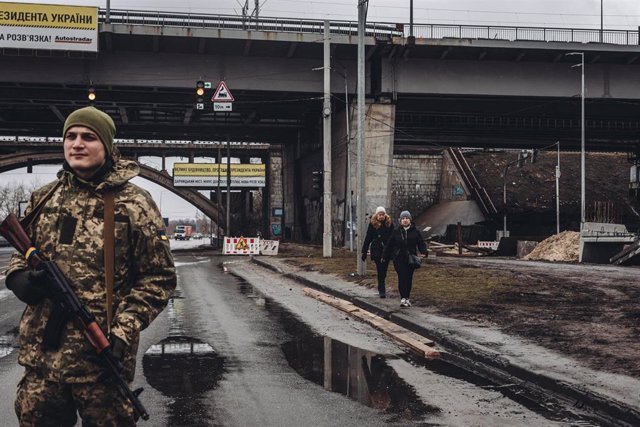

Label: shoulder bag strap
[103,190,115,334]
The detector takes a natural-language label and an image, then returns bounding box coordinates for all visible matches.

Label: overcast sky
[5,1,640,221]
[19,0,640,29]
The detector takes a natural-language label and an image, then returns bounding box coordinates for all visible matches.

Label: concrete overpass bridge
[0,9,639,150]
[2,9,640,243]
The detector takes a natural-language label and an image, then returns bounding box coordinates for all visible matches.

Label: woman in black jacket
[382,210,427,307]
[361,206,394,298]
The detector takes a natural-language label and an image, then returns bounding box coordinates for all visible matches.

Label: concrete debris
[523,231,580,262]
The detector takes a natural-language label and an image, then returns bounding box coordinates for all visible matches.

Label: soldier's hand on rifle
[109,335,127,365]
[6,269,50,305]
[92,334,127,380]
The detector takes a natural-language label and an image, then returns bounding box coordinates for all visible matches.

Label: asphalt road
[0,246,568,426]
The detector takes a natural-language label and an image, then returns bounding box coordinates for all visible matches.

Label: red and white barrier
[223,237,260,255]
[477,240,499,251]
[259,239,280,256]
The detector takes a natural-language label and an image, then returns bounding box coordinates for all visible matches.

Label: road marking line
[303,288,440,359]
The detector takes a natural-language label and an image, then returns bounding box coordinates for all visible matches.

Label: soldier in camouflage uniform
[4,106,177,426]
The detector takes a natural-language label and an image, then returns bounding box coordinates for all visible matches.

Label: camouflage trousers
[15,369,136,427]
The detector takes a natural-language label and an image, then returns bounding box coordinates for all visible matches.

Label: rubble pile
[524,231,580,262]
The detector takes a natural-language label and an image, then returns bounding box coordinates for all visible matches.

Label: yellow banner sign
[173,163,265,177]
[0,2,97,30]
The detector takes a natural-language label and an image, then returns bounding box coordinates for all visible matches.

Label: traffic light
[196,81,205,103]
[312,170,323,192]
[87,85,96,103]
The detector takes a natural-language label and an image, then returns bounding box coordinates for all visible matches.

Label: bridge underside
[0,84,638,151]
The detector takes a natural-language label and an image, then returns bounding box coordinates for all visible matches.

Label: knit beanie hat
[375,206,386,215]
[63,107,116,157]
[399,210,412,220]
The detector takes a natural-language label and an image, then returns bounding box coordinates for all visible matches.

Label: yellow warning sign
[235,237,248,250]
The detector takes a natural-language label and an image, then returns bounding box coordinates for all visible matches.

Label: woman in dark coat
[382,210,427,307]
[361,206,394,298]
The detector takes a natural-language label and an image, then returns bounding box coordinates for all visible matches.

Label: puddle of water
[232,276,606,425]
[281,335,439,421]
[143,288,224,426]
[232,277,438,421]
[143,335,224,397]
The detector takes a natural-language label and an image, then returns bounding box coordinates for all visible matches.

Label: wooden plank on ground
[303,288,439,359]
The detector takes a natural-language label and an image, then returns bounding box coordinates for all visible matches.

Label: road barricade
[259,239,280,255]
[223,236,260,255]
[477,240,499,251]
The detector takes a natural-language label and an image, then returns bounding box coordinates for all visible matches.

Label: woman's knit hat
[399,210,412,220]
[375,206,386,215]
[63,107,116,157]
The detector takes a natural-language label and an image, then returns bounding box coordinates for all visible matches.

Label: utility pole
[556,141,561,235]
[226,135,231,237]
[356,0,368,275]
[322,21,332,257]
[217,143,222,248]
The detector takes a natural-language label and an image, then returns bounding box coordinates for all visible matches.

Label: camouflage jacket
[6,158,176,383]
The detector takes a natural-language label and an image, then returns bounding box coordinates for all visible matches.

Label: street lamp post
[600,0,603,43]
[555,141,561,235]
[567,52,585,228]
[502,163,510,239]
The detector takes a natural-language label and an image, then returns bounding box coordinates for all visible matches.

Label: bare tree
[0,181,39,219]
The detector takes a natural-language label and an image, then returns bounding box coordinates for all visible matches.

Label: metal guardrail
[98,9,401,38]
[99,10,639,46]
[409,24,639,46]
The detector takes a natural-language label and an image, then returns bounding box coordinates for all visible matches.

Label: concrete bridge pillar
[268,149,284,239]
[353,101,395,218]
[332,101,395,246]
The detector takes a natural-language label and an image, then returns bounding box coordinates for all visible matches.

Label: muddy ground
[277,243,640,380]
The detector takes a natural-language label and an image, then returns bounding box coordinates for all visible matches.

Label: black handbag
[408,253,422,268]
[401,228,422,268]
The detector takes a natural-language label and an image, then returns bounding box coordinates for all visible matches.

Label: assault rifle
[0,213,149,421]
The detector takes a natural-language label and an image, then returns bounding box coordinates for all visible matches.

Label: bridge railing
[409,24,639,46]
[0,135,271,147]
[98,9,402,38]
[98,10,639,46]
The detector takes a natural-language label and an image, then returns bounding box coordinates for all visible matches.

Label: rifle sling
[103,190,115,334]
[20,181,62,231]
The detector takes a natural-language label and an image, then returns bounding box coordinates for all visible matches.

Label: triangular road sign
[211,81,234,102]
